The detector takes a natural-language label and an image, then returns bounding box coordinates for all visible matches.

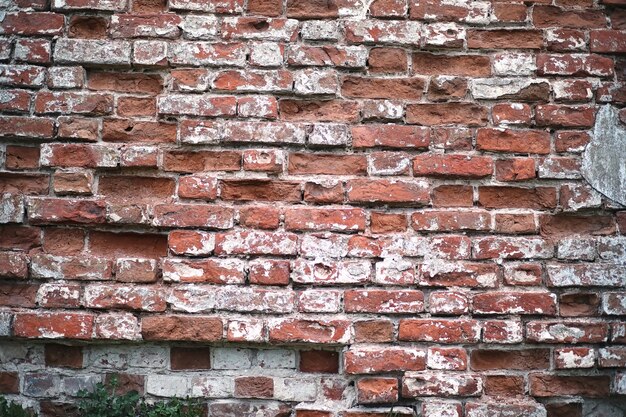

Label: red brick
[215,230,298,255]
[0,283,37,307]
[413,154,493,178]
[410,0,489,22]
[370,212,407,233]
[429,291,469,315]
[98,176,174,202]
[269,319,350,344]
[84,284,165,311]
[493,3,527,22]
[536,105,597,127]
[483,376,525,397]
[0,372,19,394]
[0,116,54,139]
[399,319,480,343]
[411,210,490,232]
[352,125,430,149]
[249,259,290,285]
[152,204,234,229]
[560,293,600,317]
[14,312,94,339]
[492,103,532,125]
[248,0,282,16]
[300,350,339,373]
[285,207,366,232]
[473,292,557,315]
[288,153,367,175]
[347,179,429,206]
[5,146,39,170]
[530,374,610,397]
[427,76,468,101]
[477,128,551,154]
[479,186,557,209]
[213,69,293,92]
[533,6,607,28]
[103,119,177,143]
[526,321,608,343]
[368,48,407,73]
[235,376,274,398]
[287,0,339,17]
[432,185,473,208]
[0,252,28,278]
[427,347,467,370]
[345,290,424,314]
[402,372,482,397]
[168,230,214,256]
[279,100,360,123]
[495,214,537,234]
[157,94,237,117]
[142,315,223,341]
[1,12,64,36]
[0,89,31,113]
[116,97,156,117]
[591,30,626,53]
[45,344,83,368]
[178,175,218,200]
[170,347,211,370]
[539,214,616,237]
[342,77,424,100]
[430,127,474,150]
[304,181,344,203]
[28,198,106,225]
[538,54,613,77]
[88,72,163,93]
[220,179,301,202]
[162,258,244,284]
[345,346,426,374]
[468,30,544,49]
[243,149,283,173]
[110,14,181,38]
[239,206,280,229]
[555,131,591,153]
[406,103,489,126]
[412,53,491,76]
[115,259,158,283]
[34,92,114,115]
[496,158,536,182]
[68,16,108,38]
[356,378,398,404]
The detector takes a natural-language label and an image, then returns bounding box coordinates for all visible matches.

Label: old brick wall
[1,0,626,415]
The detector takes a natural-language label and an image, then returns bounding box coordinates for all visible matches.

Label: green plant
[139,398,203,417]
[0,396,35,417]
[76,376,141,417]
[76,376,203,417]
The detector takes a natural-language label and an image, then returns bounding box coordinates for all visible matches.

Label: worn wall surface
[1,0,626,415]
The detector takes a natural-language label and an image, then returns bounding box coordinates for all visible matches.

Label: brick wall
[1,0,626,415]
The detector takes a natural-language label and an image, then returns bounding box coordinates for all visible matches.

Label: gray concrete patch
[582,105,626,206]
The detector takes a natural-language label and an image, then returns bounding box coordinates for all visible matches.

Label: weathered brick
[399,319,481,343]
[345,346,425,374]
[162,258,244,283]
[54,40,132,66]
[403,372,482,397]
[142,315,223,341]
[14,312,94,340]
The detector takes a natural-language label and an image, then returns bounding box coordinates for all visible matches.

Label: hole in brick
[252,20,270,30]
[313,263,333,279]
